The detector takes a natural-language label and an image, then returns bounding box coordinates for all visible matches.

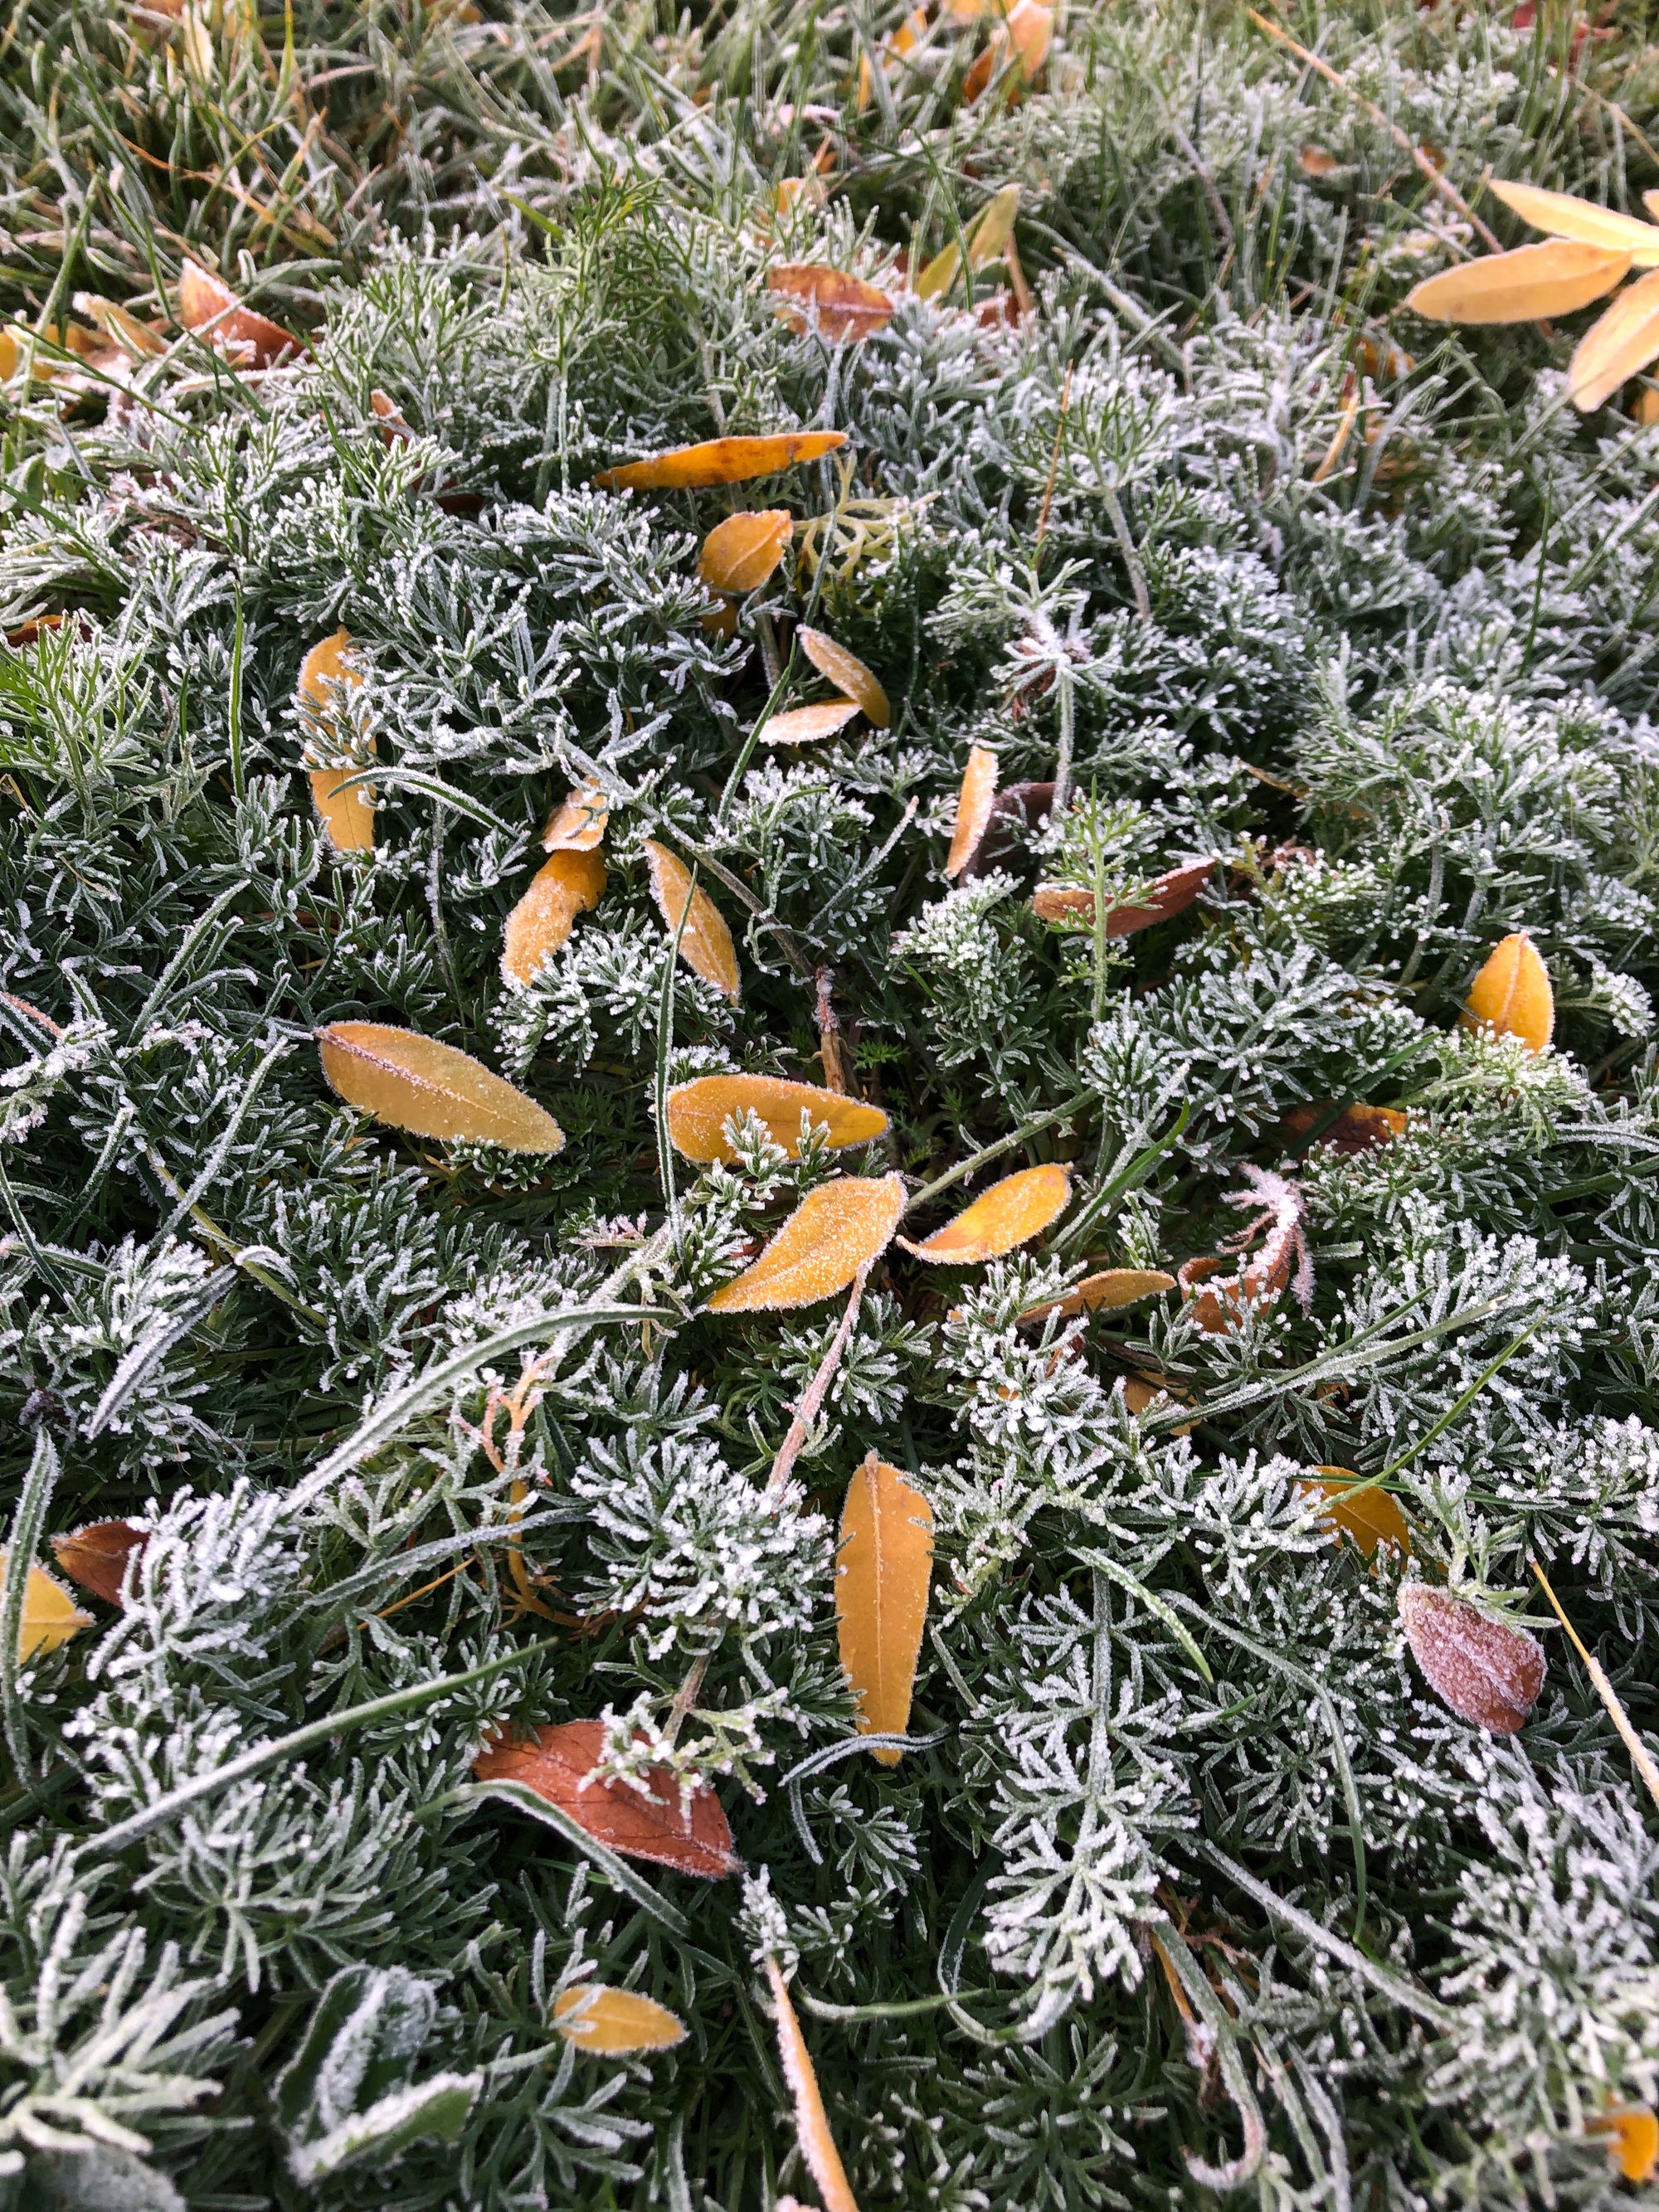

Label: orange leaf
[552,1986,688,2054]
[1397,1586,1545,1734]
[1300,1468,1412,1556]
[502,849,606,985]
[763,699,861,745]
[943,746,999,878]
[698,509,792,595]
[835,1452,933,1762]
[474,1719,739,1875]
[1121,1373,1195,1430]
[643,841,741,1002]
[542,780,609,852]
[177,259,301,367]
[1006,0,1052,74]
[596,432,848,492]
[1019,1268,1176,1325]
[298,629,375,853]
[707,1174,905,1312]
[1487,180,1659,264]
[795,627,891,727]
[764,1957,862,2212]
[317,1022,565,1152]
[1569,266,1659,410]
[768,266,896,343]
[665,1074,888,1162]
[1590,2109,1659,2185]
[899,1163,1069,1262]
[51,1520,148,1607]
[1462,931,1554,1052]
[1282,1101,1407,1155]
[1405,241,1631,323]
[1033,857,1218,932]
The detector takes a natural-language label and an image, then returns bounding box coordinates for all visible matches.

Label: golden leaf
[1462,931,1554,1053]
[764,1957,863,2212]
[1569,266,1659,410]
[0,1555,93,1660]
[917,185,1021,300]
[298,629,375,853]
[795,627,891,727]
[596,432,848,492]
[707,1174,905,1312]
[75,294,167,361]
[552,1986,688,2055]
[899,1163,1069,1263]
[1019,1268,1176,1325]
[768,266,896,343]
[502,849,606,985]
[763,699,861,745]
[943,746,999,878]
[177,259,301,367]
[1121,1373,1195,1430]
[698,509,793,595]
[542,781,608,852]
[643,841,741,1002]
[1488,180,1659,265]
[666,1074,888,1162]
[1006,1,1052,74]
[1298,145,1341,178]
[835,1452,933,1762]
[1300,1468,1412,1556]
[1590,2109,1659,2185]
[1404,241,1630,324]
[317,1022,565,1152]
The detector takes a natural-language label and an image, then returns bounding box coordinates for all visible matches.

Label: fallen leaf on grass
[1568,267,1659,410]
[1179,1165,1311,1334]
[297,630,374,854]
[916,184,1022,299]
[707,1174,906,1311]
[1282,1102,1407,1155]
[1590,2109,1659,2185]
[475,1720,738,1875]
[51,1519,148,1607]
[1299,1469,1412,1556]
[596,433,847,491]
[764,1957,862,2212]
[643,842,741,1001]
[0,1555,92,1660]
[317,1023,565,1153]
[1404,241,1630,323]
[764,699,861,745]
[899,1163,1069,1262]
[542,781,609,852]
[1398,1585,1545,1733]
[943,746,999,878]
[552,1986,688,2054]
[836,1453,932,1761]
[178,259,301,367]
[1488,179,1659,262]
[1462,931,1553,1053]
[666,1074,887,1162]
[1032,857,1218,933]
[699,510,792,595]
[768,266,895,343]
[796,627,890,727]
[1019,1268,1176,1325]
[503,850,606,985]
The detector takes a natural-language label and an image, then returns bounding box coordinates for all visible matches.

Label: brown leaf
[51,1520,148,1607]
[643,842,741,1001]
[666,1074,888,1163]
[177,260,301,367]
[1033,856,1218,933]
[1282,1101,1408,1156]
[1398,1585,1545,1733]
[552,1986,688,2054]
[1178,1166,1311,1334]
[474,1719,739,1875]
[1462,931,1554,1053]
[1120,1373,1195,1430]
[317,1022,565,1153]
[707,1174,905,1312]
[1019,1268,1176,1325]
[769,266,896,343]
[836,1453,933,1761]
[502,849,606,985]
[1569,266,1659,410]
[943,746,999,878]
[1297,145,1341,177]
[1488,179,1659,263]
[795,627,891,727]
[542,780,609,852]
[596,432,848,492]
[899,1163,1069,1262]
[1405,241,1631,324]
[764,1957,863,2212]
[961,780,1053,878]
[297,630,375,853]
[763,699,862,745]
[1299,1469,1412,1557]
[698,509,792,595]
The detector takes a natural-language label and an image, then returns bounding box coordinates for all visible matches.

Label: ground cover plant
[6,0,1659,2204]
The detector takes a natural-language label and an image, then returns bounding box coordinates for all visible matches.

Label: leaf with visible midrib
[706,1174,905,1311]
[900,1163,1069,1262]
[1405,241,1630,324]
[764,1957,863,2212]
[836,1453,932,1762]
[0,1553,92,1660]
[596,432,847,491]
[643,842,741,1001]
[1462,932,1553,1053]
[796,627,890,727]
[317,1023,565,1153]
[698,510,791,595]
[474,1719,738,1875]
[552,1986,688,2054]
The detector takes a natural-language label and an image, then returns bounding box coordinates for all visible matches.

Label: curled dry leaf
[1569,266,1659,411]
[916,184,1021,301]
[1404,241,1631,323]
[177,259,300,367]
[1590,2109,1659,2185]
[665,1073,887,1163]
[698,509,792,595]
[542,780,609,852]
[764,1957,862,2212]
[763,699,861,745]
[297,630,374,854]
[502,849,606,986]
[1462,931,1554,1053]
[1488,179,1659,264]
[899,1162,1069,1262]
[1282,1101,1407,1156]
[836,1452,933,1762]
[552,1986,688,2055]
[1179,1164,1311,1334]
[1019,1267,1176,1326]
[0,1555,93,1660]
[768,265,896,343]
[943,745,999,878]
[474,1719,739,1875]
[706,1174,906,1312]
[1033,856,1218,933]
[796,627,890,727]
[51,1519,148,1607]
[1398,1584,1545,1733]
[317,1022,565,1154]
[596,432,847,492]
[1299,1469,1412,1557]
[643,841,741,1002]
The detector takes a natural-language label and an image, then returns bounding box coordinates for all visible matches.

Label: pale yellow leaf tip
[0,1554,94,1661]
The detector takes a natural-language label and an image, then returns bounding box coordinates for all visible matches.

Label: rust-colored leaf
[769,266,896,343]
[666,1074,888,1163]
[503,849,606,985]
[596,432,848,492]
[1019,1268,1176,1325]
[764,1957,862,2212]
[317,1022,565,1153]
[1569,266,1659,410]
[1298,145,1341,178]
[836,1452,933,1762]
[1300,1469,1412,1557]
[899,1163,1069,1263]
[0,1555,92,1660]
[698,510,792,596]
[943,746,999,878]
[1178,1168,1310,1335]
[796,627,891,727]
[297,629,374,854]
[177,259,301,367]
[707,1174,906,1312]
[1282,1101,1408,1155]
[1033,857,1218,933]
[1398,1585,1545,1733]
[51,1520,148,1607]
[961,780,1053,879]
[542,780,609,852]
[474,1719,738,1875]
[552,1986,688,2055]
[1405,241,1630,324]
[1462,931,1554,1053]
[763,699,861,745]
[1488,180,1659,264]
[643,841,741,1002]
[1591,2109,1659,2185]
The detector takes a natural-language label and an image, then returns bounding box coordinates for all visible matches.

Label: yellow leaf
[917,185,1022,300]
[899,1163,1069,1263]
[298,630,375,854]
[1488,180,1659,266]
[1590,2108,1659,2185]
[1120,1373,1195,1431]
[768,266,896,343]
[763,699,862,745]
[795,627,891,727]
[1300,1468,1413,1557]
[1019,1268,1176,1325]
[1404,241,1630,324]
[1006,0,1052,75]
[542,781,608,852]
[552,1986,688,2055]
[0,1555,92,1661]
[698,510,792,595]
[1462,931,1554,1053]
[642,841,741,1002]
[177,259,301,366]
[317,1022,565,1152]
[836,1452,933,1762]
[1569,266,1659,411]
[707,1174,905,1312]
[502,848,606,985]
[596,432,848,492]
[666,1074,888,1162]
[943,745,999,878]
[764,1957,862,2212]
